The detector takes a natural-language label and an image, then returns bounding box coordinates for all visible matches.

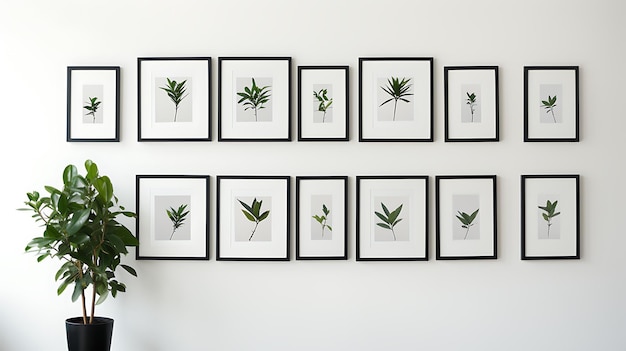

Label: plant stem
[392,99,398,121]
[90,273,96,324]
[76,261,87,324]
[550,108,556,123]
[169,228,176,240]
[93,114,96,123]
[249,221,259,241]
[322,110,326,123]
[547,219,552,238]
[391,228,397,241]
[464,226,470,240]
[174,106,178,122]
[254,107,258,122]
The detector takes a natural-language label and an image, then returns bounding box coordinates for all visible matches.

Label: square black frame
[358,57,434,142]
[137,57,212,141]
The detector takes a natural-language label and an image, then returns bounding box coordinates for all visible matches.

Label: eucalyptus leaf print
[83,96,101,123]
[455,209,479,240]
[313,88,333,123]
[380,77,413,121]
[237,78,271,122]
[538,199,560,238]
[312,203,332,237]
[375,202,403,241]
[160,78,189,122]
[238,198,270,241]
[166,204,189,240]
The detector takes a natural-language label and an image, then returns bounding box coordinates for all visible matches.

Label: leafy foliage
[159,78,188,122]
[312,204,332,237]
[83,97,101,123]
[238,198,270,241]
[541,95,558,123]
[20,160,138,324]
[237,78,271,121]
[380,77,413,121]
[538,200,560,237]
[466,92,477,122]
[456,209,479,240]
[313,89,333,123]
[166,204,189,240]
[375,202,403,241]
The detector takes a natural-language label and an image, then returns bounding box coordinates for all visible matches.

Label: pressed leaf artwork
[237,78,271,122]
[538,199,560,239]
[238,197,270,241]
[466,92,477,122]
[455,209,479,240]
[374,202,404,241]
[541,95,558,123]
[379,77,413,121]
[83,96,101,123]
[166,204,189,240]
[312,203,332,238]
[159,78,189,122]
[313,88,333,123]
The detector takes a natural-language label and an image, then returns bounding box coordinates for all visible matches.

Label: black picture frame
[444,66,499,142]
[524,66,579,142]
[435,175,497,260]
[521,174,580,260]
[217,175,290,260]
[297,66,349,141]
[356,175,429,261]
[67,66,120,142]
[296,176,348,260]
[218,57,292,141]
[136,175,210,260]
[358,57,433,142]
[137,57,212,141]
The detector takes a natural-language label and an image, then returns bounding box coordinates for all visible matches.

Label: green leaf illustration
[455,208,479,240]
[238,198,270,241]
[374,202,403,240]
[541,95,558,123]
[312,203,332,237]
[538,200,560,237]
[237,78,271,121]
[313,89,333,123]
[166,204,189,240]
[466,92,477,122]
[83,96,101,123]
[380,77,413,121]
[159,78,189,122]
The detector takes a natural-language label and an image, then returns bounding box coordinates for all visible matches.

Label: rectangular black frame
[444,66,499,142]
[67,66,120,142]
[218,57,292,141]
[137,57,212,141]
[296,176,348,260]
[435,175,497,260]
[297,66,349,141]
[524,66,579,142]
[217,175,290,261]
[136,175,210,260]
[521,174,580,260]
[359,57,434,142]
[356,175,429,261]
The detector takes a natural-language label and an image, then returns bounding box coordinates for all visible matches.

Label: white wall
[1,0,625,350]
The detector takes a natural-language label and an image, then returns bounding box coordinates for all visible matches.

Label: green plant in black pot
[20,160,138,351]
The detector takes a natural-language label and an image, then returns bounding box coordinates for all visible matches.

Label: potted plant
[20,160,138,351]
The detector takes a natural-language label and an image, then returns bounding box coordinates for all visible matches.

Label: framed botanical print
[359,57,433,141]
[524,66,579,142]
[218,57,291,141]
[138,57,211,141]
[217,176,290,260]
[67,66,120,142]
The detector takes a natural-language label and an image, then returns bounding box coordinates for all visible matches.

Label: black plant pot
[65,317,114,351]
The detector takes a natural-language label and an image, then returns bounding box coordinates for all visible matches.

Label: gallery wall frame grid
[356,175,429,261]
[217,175,291,261]
[136,175,210,260]
[297,66,350,141]
[67,66,120,142]
[296,176,348,260]
[521,174,580,260]
[524,66,579,142]
[444,66,499,142]
[218,57,292,141]
[137,57,212,141]
[358,57,434,142]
